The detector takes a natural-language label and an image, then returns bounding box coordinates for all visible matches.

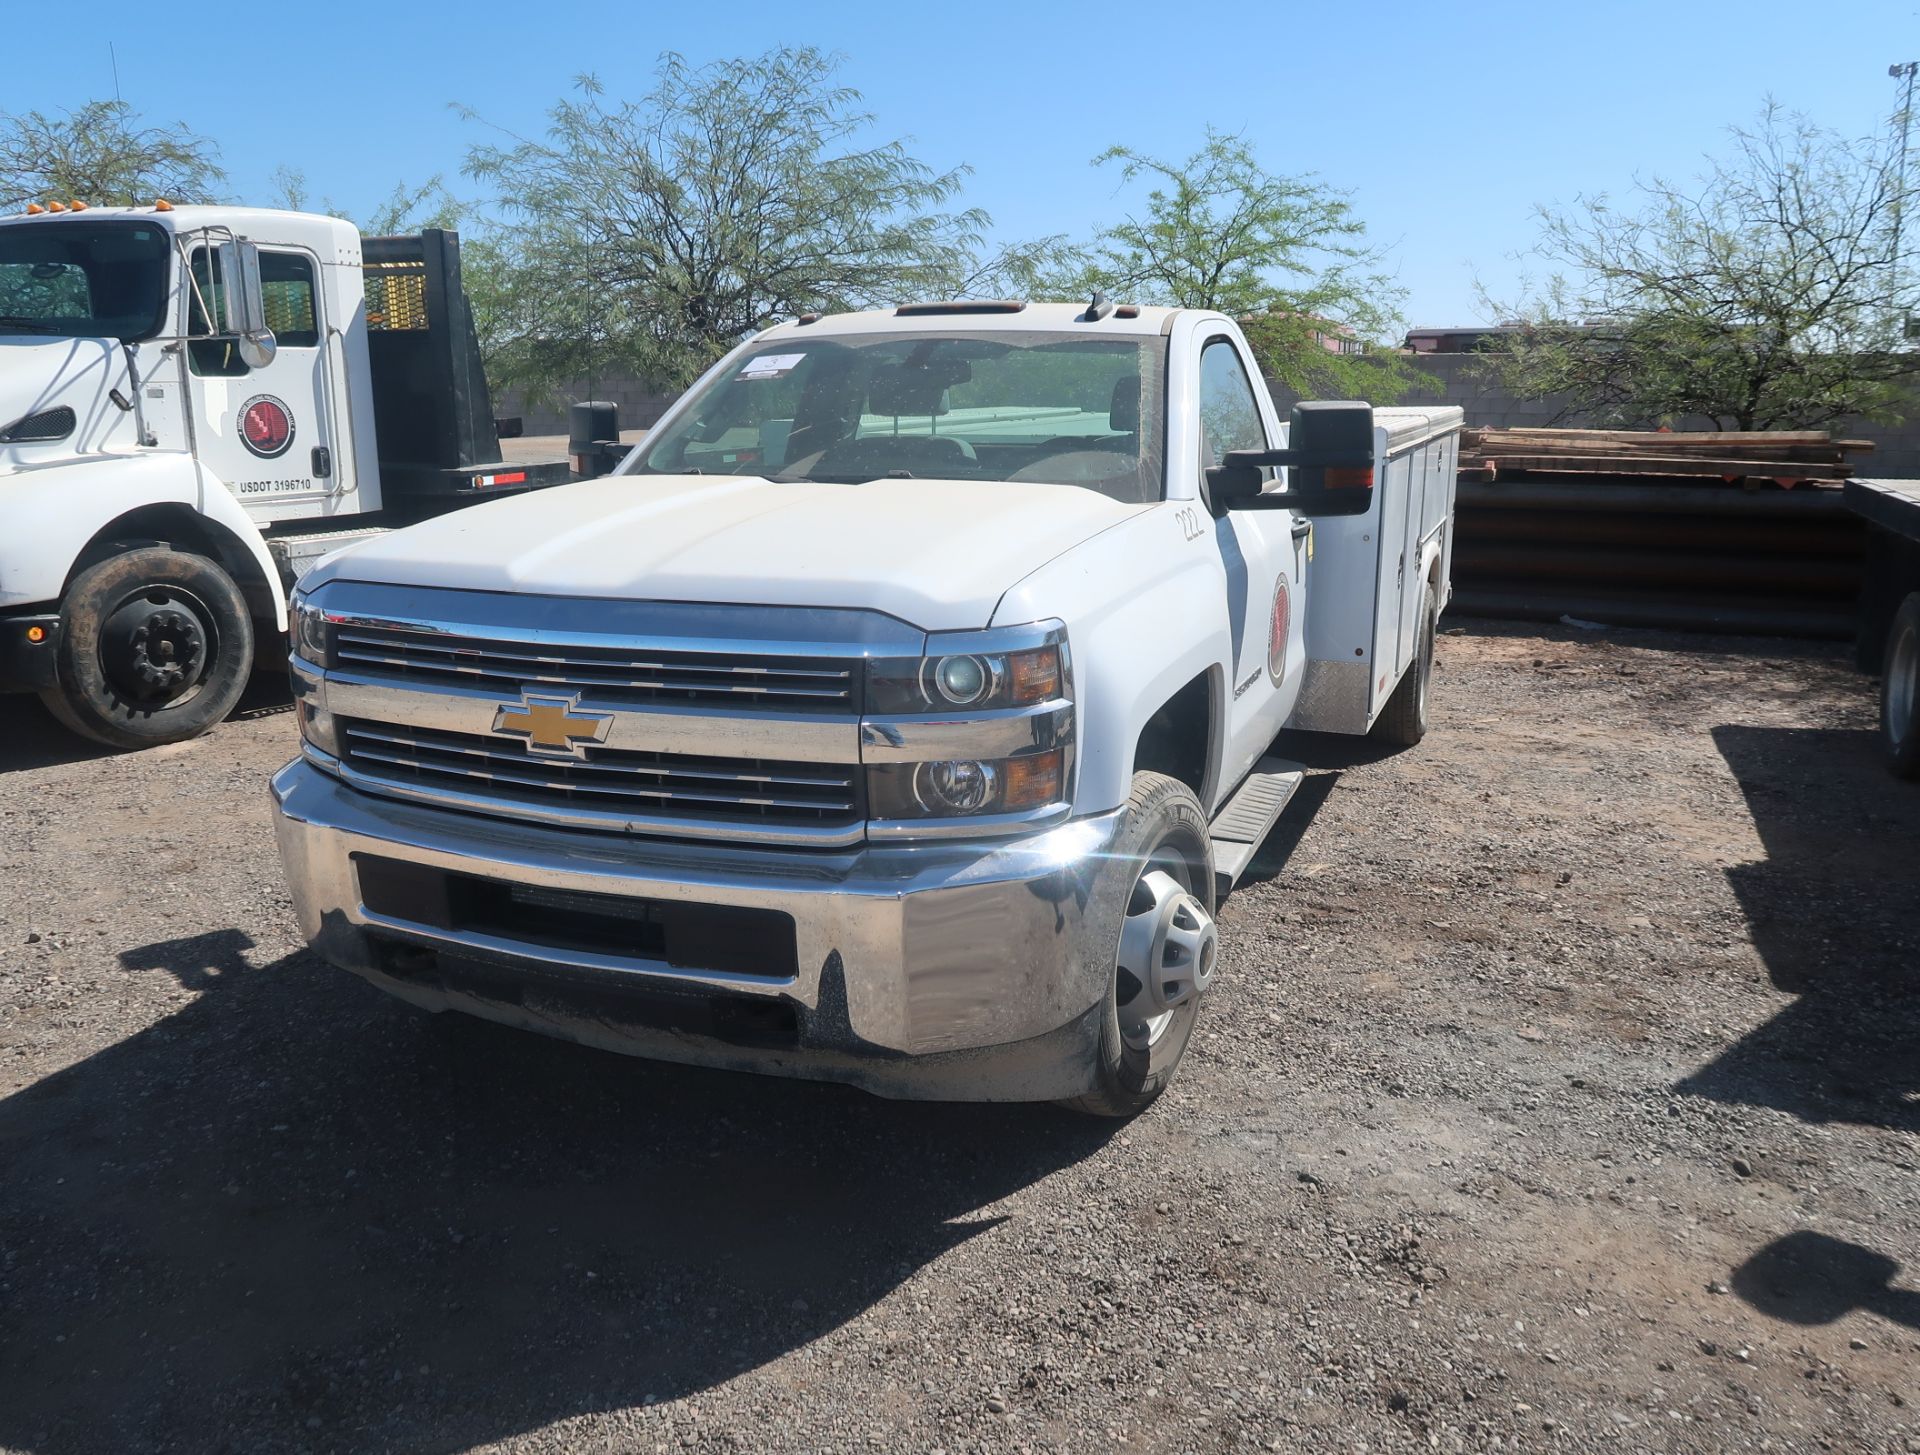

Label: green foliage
[460,48,998,398]
[1044,130,1425,402]
[0,100,224,212]
[1492,103,1920,430]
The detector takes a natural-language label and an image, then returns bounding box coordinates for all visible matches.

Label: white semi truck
[272,298,1461,1113]
[0,204,579,748]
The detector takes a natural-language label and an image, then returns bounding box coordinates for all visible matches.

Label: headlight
[863,624,1072,825]
[867,641,1064,714]
[289,593,330,667]
[867,749,1067,820]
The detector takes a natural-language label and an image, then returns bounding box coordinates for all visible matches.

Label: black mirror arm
[1213,446,1375,512]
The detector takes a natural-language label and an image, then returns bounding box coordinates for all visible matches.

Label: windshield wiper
[0,315,62,335]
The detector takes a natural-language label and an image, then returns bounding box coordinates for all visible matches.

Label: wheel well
[1132,669,1214,802]
[64,506,278,627]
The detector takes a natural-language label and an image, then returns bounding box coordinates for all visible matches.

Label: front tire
[1063,771,1217,1119]
[39,547,255,749]
[1884,591,1920,779]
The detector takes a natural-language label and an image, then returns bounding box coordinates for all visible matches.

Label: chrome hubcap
[1115,865,1217,1055]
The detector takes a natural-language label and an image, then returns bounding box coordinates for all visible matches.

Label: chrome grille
[332,623,857,711]
[338,720,860,829]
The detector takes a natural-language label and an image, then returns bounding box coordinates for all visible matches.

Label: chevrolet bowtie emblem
[492,692,613,757]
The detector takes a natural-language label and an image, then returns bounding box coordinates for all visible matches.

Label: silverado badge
[492,692,613,757]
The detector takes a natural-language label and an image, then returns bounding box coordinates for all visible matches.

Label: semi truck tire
[1373,581,1437,748]
[1883,591,1920,779]
[39,547,255,750]
[1064,771,1216,1119]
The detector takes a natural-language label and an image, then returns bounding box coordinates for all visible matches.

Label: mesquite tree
[1050,130,1423,402]
[462,49,1003,395]
[0,100,224,211]
[1495,103,1920,430]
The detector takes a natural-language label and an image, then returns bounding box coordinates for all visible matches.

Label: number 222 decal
[1175,507,1203,542]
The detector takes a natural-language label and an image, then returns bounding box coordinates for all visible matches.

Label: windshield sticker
[738,352,805,380]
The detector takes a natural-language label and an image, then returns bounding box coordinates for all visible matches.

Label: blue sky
[9,0,1917,330]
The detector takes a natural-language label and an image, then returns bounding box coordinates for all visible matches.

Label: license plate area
[353,854,799,981]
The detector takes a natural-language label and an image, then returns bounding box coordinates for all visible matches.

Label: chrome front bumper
[270,760,1132,1101]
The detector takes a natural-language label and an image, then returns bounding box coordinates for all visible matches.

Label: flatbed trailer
[1844,478,1920,775]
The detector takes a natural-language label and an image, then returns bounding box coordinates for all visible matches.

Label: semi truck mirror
[219,240,278,369]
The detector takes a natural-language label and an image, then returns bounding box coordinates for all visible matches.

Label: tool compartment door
[1368,440,1417,715]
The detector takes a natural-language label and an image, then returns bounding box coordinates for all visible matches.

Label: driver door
[185,244,337,524]
[1197,335,1308,758]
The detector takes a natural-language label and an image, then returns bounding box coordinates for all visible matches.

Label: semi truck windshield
[0,221,171,341]
[637,331,1168,503]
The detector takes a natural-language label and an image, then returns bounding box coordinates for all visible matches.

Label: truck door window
[1197,339,1271,474]
[188,249,319,375]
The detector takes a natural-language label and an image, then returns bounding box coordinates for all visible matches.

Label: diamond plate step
[1209,756,1306,894]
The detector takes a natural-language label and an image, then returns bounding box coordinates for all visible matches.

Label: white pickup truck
[272,299,1461,1114]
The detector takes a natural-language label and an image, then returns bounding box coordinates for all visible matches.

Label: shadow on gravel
[1674,725,1920,1132]
[1732,1230,1920,1332]
[0,671,292,775]
[0,933,1112,1455]
[0,696,120,774]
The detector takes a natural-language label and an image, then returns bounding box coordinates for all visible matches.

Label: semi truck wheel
[1373,581,1437,748]
[39,547,255,749]
[1064,771,1217,1119]
[1883,591,1920,779]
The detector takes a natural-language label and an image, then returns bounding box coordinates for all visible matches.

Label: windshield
[636,330,1167,503]
[0,220,172,341]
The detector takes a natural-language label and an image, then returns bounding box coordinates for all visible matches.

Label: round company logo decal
[239,394,295,459]
[1267,577,1291,684]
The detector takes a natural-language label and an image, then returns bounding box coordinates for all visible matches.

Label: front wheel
[1883,591,1920,779]
[1063,771,1218,1119]
[39,547,255,749]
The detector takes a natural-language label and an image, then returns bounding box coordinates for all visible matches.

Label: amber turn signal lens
[25,626,47,644]
[1324,466,1373,490]
[1008,646,1061,704]
[1002,750,1063,811]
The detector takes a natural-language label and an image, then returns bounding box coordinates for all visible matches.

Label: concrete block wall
[497,353,1920,477]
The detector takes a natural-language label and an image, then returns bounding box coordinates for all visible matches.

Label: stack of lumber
[1460,427,1873,485]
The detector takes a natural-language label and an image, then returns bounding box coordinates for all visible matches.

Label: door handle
[311,445,332,479]
[1290,519,1312,541]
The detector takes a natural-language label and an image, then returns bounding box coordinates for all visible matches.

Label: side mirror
[218,240,277,369]
[1215,401,1376,517]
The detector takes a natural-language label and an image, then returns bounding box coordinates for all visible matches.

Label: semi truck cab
[0,204,571,747]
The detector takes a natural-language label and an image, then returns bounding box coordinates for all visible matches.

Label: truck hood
[314,474,1155,631]
[0,336,121,468]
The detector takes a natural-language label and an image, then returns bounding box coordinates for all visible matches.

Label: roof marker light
[24,203,43,215]
[69,200,87,211]
[154,198,173,211]
[46,201,66,213]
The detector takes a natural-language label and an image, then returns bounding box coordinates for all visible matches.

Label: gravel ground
[1,621,1916,1455]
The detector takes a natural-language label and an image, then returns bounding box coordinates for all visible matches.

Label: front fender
[0,454,286,629]
[994,504,1231,818]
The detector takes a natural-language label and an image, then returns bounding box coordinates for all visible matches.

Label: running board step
[1209,757,1306,894]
